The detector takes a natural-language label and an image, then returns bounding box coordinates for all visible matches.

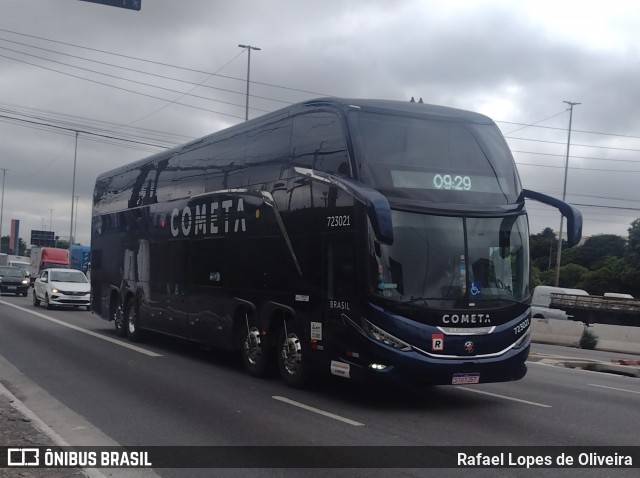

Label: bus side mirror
[521,189,582,247]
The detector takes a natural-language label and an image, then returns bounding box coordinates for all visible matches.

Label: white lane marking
[273,396,365,426]
[588,383,640,395]
[0,381,113,478]
[0,300,161,357]
[457,387,552,408]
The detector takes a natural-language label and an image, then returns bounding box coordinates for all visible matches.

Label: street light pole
[554,101,580,287]
[0,168,7,253]
[238,44,261,121]
[69,132,78,246]
[74,196,79,243]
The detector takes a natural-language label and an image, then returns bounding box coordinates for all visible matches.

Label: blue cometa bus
[91,98,581,388]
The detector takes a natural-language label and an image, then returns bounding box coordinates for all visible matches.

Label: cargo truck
[29,247,70,284]
[550,292,640,327]
[69,245,91,274]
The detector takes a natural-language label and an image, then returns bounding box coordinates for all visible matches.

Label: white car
[33,268,91,311]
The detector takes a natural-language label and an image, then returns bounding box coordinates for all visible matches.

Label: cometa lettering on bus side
[171,199,246,238]
[441,313,491,325]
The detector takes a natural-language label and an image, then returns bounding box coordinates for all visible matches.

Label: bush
[579,327,598,350]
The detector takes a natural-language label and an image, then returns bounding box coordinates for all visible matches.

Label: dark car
[0,266,30,296]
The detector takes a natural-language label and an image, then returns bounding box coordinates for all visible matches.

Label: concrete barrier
[532,318,640,354]
[531,318,583,347]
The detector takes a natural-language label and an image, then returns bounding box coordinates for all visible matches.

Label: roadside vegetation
[531,218,640,297]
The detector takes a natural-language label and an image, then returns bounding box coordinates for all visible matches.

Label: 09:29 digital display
[433,174,472,191]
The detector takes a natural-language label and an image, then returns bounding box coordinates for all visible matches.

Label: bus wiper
[402,297,436,306]
[471,297,526,306]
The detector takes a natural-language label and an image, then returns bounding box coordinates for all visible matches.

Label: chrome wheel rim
[281,332,302,375]
[127,306,136,335]
[244,326,262,365]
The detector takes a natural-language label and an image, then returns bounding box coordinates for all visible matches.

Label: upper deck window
[349,112,521,205]
[291,113,351,176]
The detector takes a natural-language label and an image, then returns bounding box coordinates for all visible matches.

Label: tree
[628,218,640,255]
[579,257,629,296]
[562,234,625,269]
[529,227,558,271]
[1,236,28,256]
[558,263,588,288]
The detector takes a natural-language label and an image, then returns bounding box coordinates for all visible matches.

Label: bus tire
[125,298,143,342]
[113,305,126,337]
[277,319,309,389]
[240,314,271,378]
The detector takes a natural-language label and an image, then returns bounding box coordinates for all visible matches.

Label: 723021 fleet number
[513,318,530,335]
[327,215,351,227]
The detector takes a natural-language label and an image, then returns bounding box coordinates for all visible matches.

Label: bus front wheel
[277,320,309,388]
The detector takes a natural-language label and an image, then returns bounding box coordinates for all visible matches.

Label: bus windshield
[370,211,530,308]
[350,111,521,204]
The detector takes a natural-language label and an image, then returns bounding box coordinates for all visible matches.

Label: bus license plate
[452,373,480,385]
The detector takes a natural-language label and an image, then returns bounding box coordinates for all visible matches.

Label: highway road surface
[1,294,638,478]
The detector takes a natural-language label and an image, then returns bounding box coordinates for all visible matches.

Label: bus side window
[291,113,351,177]
[206,135,246,191]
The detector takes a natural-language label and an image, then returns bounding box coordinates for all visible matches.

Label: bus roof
[96,98,494,182]
[296,98,494,124]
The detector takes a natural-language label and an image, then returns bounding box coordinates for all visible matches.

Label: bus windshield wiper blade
[402,297,437,306]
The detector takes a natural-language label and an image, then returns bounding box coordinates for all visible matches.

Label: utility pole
[74,196,79,243]
[49,209,54,232]
[69,132,78,247]
[0,168,8,253]
[554,101,580,287]
[238,44,261,121]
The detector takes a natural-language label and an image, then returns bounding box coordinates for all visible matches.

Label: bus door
[157,239,189,337]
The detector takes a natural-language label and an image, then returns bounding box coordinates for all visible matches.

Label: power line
[503,109,567,135]
[0,46,269,114]
[0,27,330,98]
[515,161,640,173]
[0,38,292,107]
[0,101,195,144]
[506,136,640,154]
[0,113,172,149]
[0,52,247,120]
[498,120,640,141]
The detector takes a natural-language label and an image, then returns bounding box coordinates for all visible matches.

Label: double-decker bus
[91,98,581,388]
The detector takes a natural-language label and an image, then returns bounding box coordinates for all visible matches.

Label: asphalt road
[1,293,639,478]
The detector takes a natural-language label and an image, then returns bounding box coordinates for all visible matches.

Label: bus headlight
[361,318,411,352]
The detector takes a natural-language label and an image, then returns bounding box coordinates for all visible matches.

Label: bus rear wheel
[125,299,143,342]
[113,305,126,337]
[277,320,309,388]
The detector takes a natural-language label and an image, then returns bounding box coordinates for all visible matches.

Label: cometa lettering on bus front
[442,313,491,325]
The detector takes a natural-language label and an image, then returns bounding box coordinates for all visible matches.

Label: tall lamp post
[69,132,79,246]
[554,101,580,287]
[0,168,7,253]
[74,196,79,242]
[238,44,261,121]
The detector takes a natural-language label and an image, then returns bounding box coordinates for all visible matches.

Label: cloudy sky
[0,0,639,248]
